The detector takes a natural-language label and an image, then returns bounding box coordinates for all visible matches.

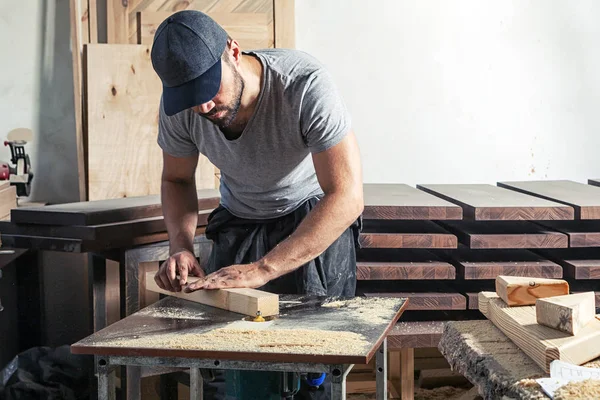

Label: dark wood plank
[387,321,444,349]
[364,292,466,310]
[466,293,479,310]
[534,220,600,247]
[436,220,568,249]
[416,184,573,220]
[359,220,457,249]
[445,247,562,279]
[362,183,462,220]
[498,180,600,219]
[0,210,211,241]
[536,248,600,280]
[10,189,220,226]
[356,249,455,280]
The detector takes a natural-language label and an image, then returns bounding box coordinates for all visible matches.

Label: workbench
[438,320,600,400]
[72,294,408,399]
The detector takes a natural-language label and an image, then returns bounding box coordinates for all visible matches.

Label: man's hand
[154,250,205,292]
[184,262,274,292]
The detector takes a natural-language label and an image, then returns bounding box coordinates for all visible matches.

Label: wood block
[534,220,600,247]
[356,249,455,280]
[362,183,462,220]
[359,220,457,249]
[144,271,279,317]
[478,291,600,372]
[498,180,600,219]
[495,275,569,306]
[536,292,596,335]
[0,185,17,218]
[416,183,573,220]
[437,220,568,249]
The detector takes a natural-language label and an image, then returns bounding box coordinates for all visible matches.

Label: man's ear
[229,39,242,65]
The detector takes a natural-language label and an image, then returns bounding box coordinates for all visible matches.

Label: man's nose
[194,101,214,114]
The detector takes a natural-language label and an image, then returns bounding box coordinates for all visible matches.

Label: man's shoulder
[249,49,326,80]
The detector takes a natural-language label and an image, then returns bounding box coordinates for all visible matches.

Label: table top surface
[71,294,407,365]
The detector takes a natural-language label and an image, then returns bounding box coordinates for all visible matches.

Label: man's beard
[202,68,244,130]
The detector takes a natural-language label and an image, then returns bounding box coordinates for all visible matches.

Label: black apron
[201,196,362,399]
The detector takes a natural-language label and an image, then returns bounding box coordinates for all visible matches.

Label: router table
[71,294,408,400]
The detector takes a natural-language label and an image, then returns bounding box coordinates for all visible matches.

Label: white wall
[296,0,600,185]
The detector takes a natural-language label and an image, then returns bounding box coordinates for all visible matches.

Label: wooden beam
[536,292,596,335]
[144,271,279,317]
[356,249,455,280]
[107,0,129,43]
[478,291,600,372]
[495,275,569,306]
[534,220,600,247]
[536,248,600,280]
[273,0,295,48]
[359,220,457,249]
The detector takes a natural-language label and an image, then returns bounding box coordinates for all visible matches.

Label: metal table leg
[376,338,388,399]
[98,359,117,400]
[330,364,353,399]
[190,368,203,400]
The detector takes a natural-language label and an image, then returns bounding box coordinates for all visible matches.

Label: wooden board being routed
[537,248,600,280]
[145,271,278,317]
[445,247,562,279]
[71,295,407,365]
[534,220,600,247]
[364,292,466,311]
[10,189,219,226]
[436,220,568,249]
[498,180,600,219]
[356,249,455,280]
[359,220,457,249]
[416,183,573,220]
[85,44,217,201]
[478,291,600,372]
[362,183,462,220]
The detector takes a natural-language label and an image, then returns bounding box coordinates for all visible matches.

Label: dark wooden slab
[445,247,562,279]
[71,295,408,365]
[10,189,220,226]
[536,248,600,279]
[534,220,600,247]
[436,220,568,249]
[466,293,479,310]
[356,249,455,280]
[498,180,600,219]
[359,220,457,249]
[364,292,466,310]
[416,183,573,220]
[0,210,211,241]
[387,321,444,349]
[362,183,462,220]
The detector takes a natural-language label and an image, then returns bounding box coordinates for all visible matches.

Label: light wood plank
[495,275,569,306]
[0,186,17,218]
[273,0,295,48]
[536,292,596,335]
[416,183,573,220]
[498,180,600,219]
[144,271,279,317]
[107,0,129,43]
[362,183,462,220]
[478,291,600,372]
[89,0,98,43]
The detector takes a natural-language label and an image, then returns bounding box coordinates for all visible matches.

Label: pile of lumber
[0,182,17,221]
[479,275,600,372]
[0,189,220,252]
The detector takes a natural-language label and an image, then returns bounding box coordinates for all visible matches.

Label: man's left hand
[184,262,274,292]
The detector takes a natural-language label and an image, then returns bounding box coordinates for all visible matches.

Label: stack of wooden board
[0,189,220,252]
[0,182,17,221]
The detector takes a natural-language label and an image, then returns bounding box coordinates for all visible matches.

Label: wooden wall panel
[85,44,216,200]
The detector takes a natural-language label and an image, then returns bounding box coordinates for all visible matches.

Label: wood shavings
[137,306,206,320]
[98,328,370,355]
[321,297,401,324]
[554,379,600,400]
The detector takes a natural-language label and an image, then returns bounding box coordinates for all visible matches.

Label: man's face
[192,55,244,129]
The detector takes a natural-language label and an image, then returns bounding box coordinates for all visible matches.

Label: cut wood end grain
[536,292,596,335]
[495,275,569,306]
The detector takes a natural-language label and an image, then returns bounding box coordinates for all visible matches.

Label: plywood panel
[137,11,274,50]
[362,183,462,220]
[85,44,217,200]
[498,180,600,219]
[416,184,573,220]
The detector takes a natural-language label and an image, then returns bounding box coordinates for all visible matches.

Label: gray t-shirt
[157,48,351,219]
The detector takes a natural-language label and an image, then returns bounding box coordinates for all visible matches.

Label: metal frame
[95,339,388,400]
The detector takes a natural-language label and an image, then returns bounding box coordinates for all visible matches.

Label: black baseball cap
[151,10,228,116]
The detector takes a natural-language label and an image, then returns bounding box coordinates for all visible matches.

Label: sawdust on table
[321,297,402,324]
[137,306,206,320]
[97,328,370,355]
[347,386,469,400]
[554,378,600,400]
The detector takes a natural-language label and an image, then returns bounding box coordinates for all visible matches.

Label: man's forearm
[257,191,363,279]
[161,179,199,255]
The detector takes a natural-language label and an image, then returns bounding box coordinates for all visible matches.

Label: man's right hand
[154,250,205,292]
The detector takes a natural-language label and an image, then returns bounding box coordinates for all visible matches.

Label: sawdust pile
[321,297,401,324]
[98,328,369,355]
[137,306,206,320]
[554,379,600,400]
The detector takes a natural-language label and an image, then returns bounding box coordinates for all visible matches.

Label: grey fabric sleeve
[299,69,352,153]
[156,98,199,158]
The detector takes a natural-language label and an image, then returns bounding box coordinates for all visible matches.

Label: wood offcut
[536,292,596,335]
[495,275,569,306]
